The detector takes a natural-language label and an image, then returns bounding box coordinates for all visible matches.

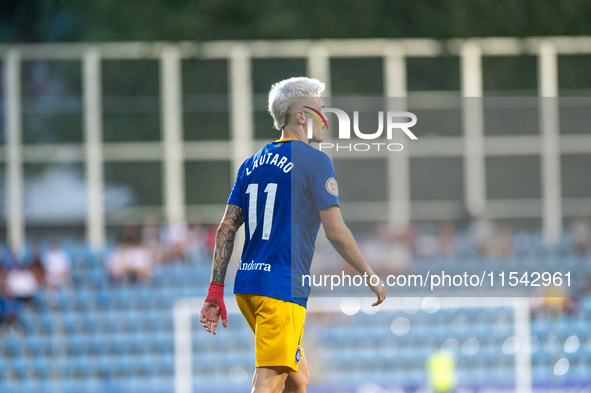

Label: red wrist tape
[205,283,227,320]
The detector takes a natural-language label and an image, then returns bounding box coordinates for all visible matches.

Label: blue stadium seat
[8,239,591,392]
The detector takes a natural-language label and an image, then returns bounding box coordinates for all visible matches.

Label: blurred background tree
[1,0,590,43]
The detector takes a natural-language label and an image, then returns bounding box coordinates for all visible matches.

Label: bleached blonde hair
[268,77,325,130]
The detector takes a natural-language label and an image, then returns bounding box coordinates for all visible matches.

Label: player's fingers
[211,320,219,335]
[222,318,227,328]
[372,296,384,307]
[199,311,209,328]
[199,309,210,321]
[201,313,215,333]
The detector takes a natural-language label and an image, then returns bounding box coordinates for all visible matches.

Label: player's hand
[199,301,227,335]
[369,276,387,307]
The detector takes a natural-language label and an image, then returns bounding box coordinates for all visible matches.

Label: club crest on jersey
[295,347,301,364]
[326,177,339,196]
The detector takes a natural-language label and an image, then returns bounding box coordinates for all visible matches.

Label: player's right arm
[200,203,244,335]
[319,206,387,306]
[210,204,244,284]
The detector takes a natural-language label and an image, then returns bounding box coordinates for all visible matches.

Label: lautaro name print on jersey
[245,152,293,176]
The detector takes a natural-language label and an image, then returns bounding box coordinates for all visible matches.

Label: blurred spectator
[142,215,161,245]
[469,213,496,255]
[5,265,38,306]
[122,220,141,244]
[438,221,457,256]
[106,244,128,284]
[468,215,514,258]
[413,220,457,257]
[481,221,514,258]
[0,249,26,332]
[42,243,72,290]
[29,248,46,287]
[164,220,189,262]
[142,215,164,263]
[571,215,591,254]
[361,222,411,276]
[186,222,209,262]
[414,222,440,257]
[125,240,153,284]
[0,260,7,290]
[107,237,153,285]
[493,222,514,256]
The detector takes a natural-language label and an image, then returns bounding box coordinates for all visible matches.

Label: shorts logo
[295,347,301,364]
[326,177,339,197]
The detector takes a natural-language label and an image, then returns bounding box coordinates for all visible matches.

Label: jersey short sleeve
[309,152,340,211]
[227,162,245,209]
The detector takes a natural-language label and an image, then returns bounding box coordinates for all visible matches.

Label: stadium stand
[0,231,590,393]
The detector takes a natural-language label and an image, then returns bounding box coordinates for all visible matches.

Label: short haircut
[268,77,325,130]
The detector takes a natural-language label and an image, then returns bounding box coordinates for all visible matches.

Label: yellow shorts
[235,293,306,372]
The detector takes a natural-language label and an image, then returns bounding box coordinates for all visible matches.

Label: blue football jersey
[228,139,340,308]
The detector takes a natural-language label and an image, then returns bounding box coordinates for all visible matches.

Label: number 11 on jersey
[245,183,278,240]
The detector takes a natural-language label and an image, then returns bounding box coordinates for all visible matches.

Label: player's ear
[296,110,306,125]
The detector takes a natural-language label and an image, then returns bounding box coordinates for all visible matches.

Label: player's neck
[280,127,309,144]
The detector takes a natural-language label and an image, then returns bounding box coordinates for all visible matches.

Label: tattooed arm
[210,203,245,283]
[200,203,244,335]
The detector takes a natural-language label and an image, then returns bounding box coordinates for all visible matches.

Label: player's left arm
[311,152,386,306]
[319,206,387,306]
[200,203,244,335]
